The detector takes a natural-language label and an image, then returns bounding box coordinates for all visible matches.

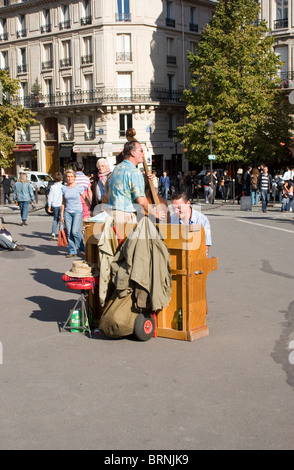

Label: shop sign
[13,144,34,152]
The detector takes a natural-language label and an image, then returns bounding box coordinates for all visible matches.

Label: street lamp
[98,138,104,158]
[173,134,180,173]
[206,120,214,183]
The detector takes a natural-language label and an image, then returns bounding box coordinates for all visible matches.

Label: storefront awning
[13,144,34,152]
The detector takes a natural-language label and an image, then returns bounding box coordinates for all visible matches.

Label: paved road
[0,200,293,450]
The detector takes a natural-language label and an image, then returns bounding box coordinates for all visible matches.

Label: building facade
[0,0,216,176]
[259,1,294,86]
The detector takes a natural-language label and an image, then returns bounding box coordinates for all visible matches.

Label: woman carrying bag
[13,173,35,226]
[60,169,90,258]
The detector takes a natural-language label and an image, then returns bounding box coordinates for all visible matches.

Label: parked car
[19,171,53,194]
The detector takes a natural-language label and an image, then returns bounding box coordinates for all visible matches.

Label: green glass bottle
[178,308,183,331]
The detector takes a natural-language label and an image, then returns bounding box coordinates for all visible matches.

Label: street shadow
[21,230,55,241]
[261,259,294,280]
[24,243,68,256]
[271,300,294,391]
[27,295,83,333]
[28,267,67,292]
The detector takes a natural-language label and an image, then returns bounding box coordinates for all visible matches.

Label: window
[41,9,51,33]
[81,0,92,25]
[116,0,131,22]
[189,7,198,32]
[119,114,132,137]
[85,115,95,140]
[275,46,288,83]
[116,34,131,61]
[60,40,71,67]
[63,117,73,141]
[19,82,28,106]
[166,1,175,27]
[275,0,288,28]
[17,15,27,38]
[17,48,27,73]
[0,19,8,41]
[84,73,93,101]
[42,43,53,69]
[117,72,131,100]
[60,5,71,30]
[81,36,93,64]
[167,37,176,64]
[0,51,9,71]
[63,77,73,104]
[45,78,54,104]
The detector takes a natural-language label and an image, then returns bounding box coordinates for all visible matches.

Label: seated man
[0,218,25,251]
[170,192,212,255]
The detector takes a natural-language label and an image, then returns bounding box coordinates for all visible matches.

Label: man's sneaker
[51,234,56,240]
[13,245,25,251]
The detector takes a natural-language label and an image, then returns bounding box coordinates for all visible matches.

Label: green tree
[0,70,37,168]
[179,0,293,166]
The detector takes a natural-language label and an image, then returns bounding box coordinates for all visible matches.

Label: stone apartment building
[0,0,216,177]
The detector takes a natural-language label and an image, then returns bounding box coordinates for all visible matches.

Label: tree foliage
[0,70,37,168]
[179,0,294,166]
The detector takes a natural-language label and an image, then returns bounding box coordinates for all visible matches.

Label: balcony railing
[167,55,176,64]
[17,64,27,73]
[115,13,131,22]
[84,131,95,140]
[42,60,53,70]
[116,52,132,61]
[189,23,198,32]
[8,87,184,108]
[166,17,175,27]
[60,58,72,68]
[41,24,51,34]
[62,133,74,141]
[59,20,71,30]
[81,54,93,65]
[81,16,92,26]
[16,29,27,38]
[279,71,294,88]
[0,32,8,40]
[274,18,288,29]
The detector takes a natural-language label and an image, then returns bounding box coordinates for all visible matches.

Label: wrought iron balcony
[42,60,53,70]
[0,32,8,40]
[41,24,52,34]
[84,131,95,140]
[279,71,294,89]
[116,52,132,62]
[62,133,74,141]
[60,58,72,68]
[115,13,131,22]
[81,16,92,26]
[167,55,176,64]
[16,29,27,38]
[59,20,71,30]
[274,18,288,29]
[8,87,184,109]
[189,23,198,32]
[166,17,175,27]
[81,54,93,65]
[17,64,27,73]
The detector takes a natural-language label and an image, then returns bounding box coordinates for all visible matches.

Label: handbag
[58,225,68,247]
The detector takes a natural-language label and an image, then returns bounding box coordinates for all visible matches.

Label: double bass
[125,128,170,222]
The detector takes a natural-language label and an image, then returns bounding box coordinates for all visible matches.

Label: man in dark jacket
[258,166,272,213]
[2,175,11,204]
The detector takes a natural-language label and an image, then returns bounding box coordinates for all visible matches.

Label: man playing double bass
[108,140,165,225]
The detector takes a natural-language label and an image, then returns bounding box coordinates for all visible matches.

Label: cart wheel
[134,313,155,341]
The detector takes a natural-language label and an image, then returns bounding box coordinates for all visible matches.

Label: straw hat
[65,260,99,278]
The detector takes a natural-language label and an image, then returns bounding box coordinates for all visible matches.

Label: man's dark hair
[123,140,139,158]
[74,162,84,171]
[55,172,63,182]
[171,192,189,203]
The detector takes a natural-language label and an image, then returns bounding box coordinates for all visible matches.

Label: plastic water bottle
[178,308,183,331]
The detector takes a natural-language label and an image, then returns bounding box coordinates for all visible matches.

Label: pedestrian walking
[203,170,213,204]
[47,172,63,240]
[251,167,260,205]
[60,169,89,258]
[74,162,92,221]
[13,173,35,226]
[2,175,11,204]
[258,166,272,213]
[159,171,170,202]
